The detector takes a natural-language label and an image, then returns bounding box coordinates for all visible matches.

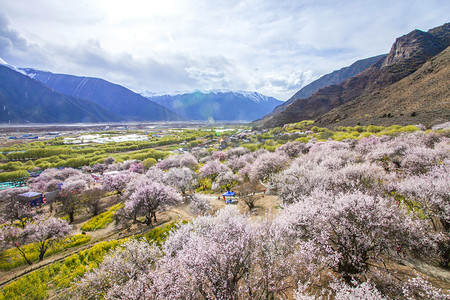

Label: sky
[1,0,449,100]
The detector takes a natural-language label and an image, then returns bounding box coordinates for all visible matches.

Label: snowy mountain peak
[0,58,26,75]
[0,57,8,65]
[140,89,279,103]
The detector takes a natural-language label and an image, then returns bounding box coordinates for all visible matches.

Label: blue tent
[222,191,237,204]
[222,191,235,197]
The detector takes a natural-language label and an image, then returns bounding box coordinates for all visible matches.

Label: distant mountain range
[0,62,283,123]
[0,64,120,123]
[20,69,182,122]
[143,90,282,121]
[256,22,450,128]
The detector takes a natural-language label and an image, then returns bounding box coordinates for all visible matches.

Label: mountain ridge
[255,22,450,128]
[0,65,121,123]
[21,69,183,122]
[315,45,450,128]
[260,54,387,121]
[145,91,282,121]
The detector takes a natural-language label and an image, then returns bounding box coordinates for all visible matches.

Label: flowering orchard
[71,130,450,299]
[1,129,449,298]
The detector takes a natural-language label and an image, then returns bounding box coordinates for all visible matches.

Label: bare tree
[82,187,106,217]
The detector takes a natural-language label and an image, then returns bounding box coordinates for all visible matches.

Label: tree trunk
[38,248,46,261]
[16,246,33,265]
[144,215,153,226]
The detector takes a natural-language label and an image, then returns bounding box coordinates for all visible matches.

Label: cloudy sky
[1,0,449,100]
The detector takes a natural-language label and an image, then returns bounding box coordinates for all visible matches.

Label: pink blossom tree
[28,169,64,193]
[75,239,161,299]
[103,156,115,165]
[2,224,33,265]
[225,146,250,158]
[226,153,255,173]
[188,194,212,216]
[121,159,141,171]
[402,274,450,299]
[273,160,333,204]
[238,163,252,182]
[276,141,306,158]
[129,162,144,174]
[333,162,393,195]
[395,164,450,267]
[2,216,71,264]
[164,167,197,196]
[102,171,132,195]
[0,187,33,227]
[199,160,230,182]
[211,151,227,161]
[276,191,436,282]
[28,168,92,223]
[249,151,288,182]
[145,166,165,182]
[211,170,241,192]
[123,180,182,225]
[162,206,255,299]
[249,217,328,299]
[25,215,71,261]
[58,176,89,223]
[157,153,198,170]
[90,163,108,174]
[295,280,386,300]
[28,167,92,193]
[191,147,210,161]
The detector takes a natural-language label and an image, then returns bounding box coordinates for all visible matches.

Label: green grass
[80,203,123,232]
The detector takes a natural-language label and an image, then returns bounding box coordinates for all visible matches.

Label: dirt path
[400,256,450,284]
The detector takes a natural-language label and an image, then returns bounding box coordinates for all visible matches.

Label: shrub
[142,157,157,169]
[240,143,259,152]
[367,125,383,133]
[81,203,123,231]
[311,126,327,132]
[316,129,334,140]
[0,170,29,183]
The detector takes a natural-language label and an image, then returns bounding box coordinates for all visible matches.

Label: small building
[44,190,59,203]
[18,191,46,207]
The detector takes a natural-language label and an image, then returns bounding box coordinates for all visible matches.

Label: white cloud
[1,0,449,100]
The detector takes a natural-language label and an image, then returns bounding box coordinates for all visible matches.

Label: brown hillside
[315,46,450,128]
[256,23,449,128]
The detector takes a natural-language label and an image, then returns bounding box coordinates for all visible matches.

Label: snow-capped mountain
[0,63,121,123]
[142,90,282,121]
[20,68,183,122]
[0,57,26,75]
[141,89,278,104]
